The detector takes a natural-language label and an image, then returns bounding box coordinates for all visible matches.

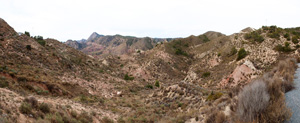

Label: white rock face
[184,71,198,82]
[243,60,256,71]
[102,60,109,66]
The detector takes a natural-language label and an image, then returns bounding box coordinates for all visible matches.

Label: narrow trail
[285,63,300,123]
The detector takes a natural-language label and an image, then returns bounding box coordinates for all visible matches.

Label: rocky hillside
[0,18,125,122]
[65,32,172,58]
[1,17,300,123]
[96,25,300,122]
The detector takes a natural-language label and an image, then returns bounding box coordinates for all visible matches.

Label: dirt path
[285,63,300,123]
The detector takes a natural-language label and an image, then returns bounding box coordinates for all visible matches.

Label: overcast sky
[0,0,299,41]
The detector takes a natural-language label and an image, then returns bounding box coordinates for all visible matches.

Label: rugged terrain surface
[65,32,172,58]
[1,17,300,122]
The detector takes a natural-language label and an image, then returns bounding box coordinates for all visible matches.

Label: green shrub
[39,103,50,113]
[235,35,238,39]
[34,36,44,40]
[0,76,8,88]
[34,36,46,46]
[19,102,32,114]
[244,31,264,43]
[202,72,211,78]
[274,42,292,52]
[0,66,7,72]
[26,45,31,50]
[155,80,160,87]
[145,84,153,89]
[267,31,280,39]
[184,43,189,47]
[70,110,77,118]
[178,102,183,107]
[237,48,247,61]
[207,91,223,101]
[198,35,210,42]
[77,95,98,104]
[25,31,30,37]
[263,25,278,33]
[37,40,46,46]
[284,33,290,39]
[36,89,49,95]
[229,47,237,56]
[175,48,188,56]
[124,74,134,80]
[274,44,284,51]
[292,36,299,44]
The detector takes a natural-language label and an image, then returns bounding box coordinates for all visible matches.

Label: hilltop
[65,32,172,58]
[1,17,300,122]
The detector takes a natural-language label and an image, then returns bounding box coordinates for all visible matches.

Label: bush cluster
[244,31,264,43]
[155,80,160,87]
[145,84,153,89]
[0,76,9,88]
[33,36,46,46]
[198,35,210,42]
[19,102,32,114]
[26,45,31,50]
[236,80,270,121]
[292,35,299,44]
[19,97,94,123]
[124,74,134,80]
[235,58,297,122]
[229,47,237,56]
[284,33,290,40]
[236,48,247,61]
[175,48,188,56]
[202,72,211,78]
[274,42,293,52]
[207,91,223,101]
[24,31,30,37]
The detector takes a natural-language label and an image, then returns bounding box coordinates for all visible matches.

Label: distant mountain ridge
[65,32,173,58]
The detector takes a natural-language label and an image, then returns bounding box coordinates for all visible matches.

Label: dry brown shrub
[205,111,227,123]
[233,59,297,122]
[236,79,270,122]
[24,97,38,108]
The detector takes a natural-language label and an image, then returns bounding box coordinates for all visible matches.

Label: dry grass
[236,79,270,122]
[234,58,297,122]
[205,111,227,123]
